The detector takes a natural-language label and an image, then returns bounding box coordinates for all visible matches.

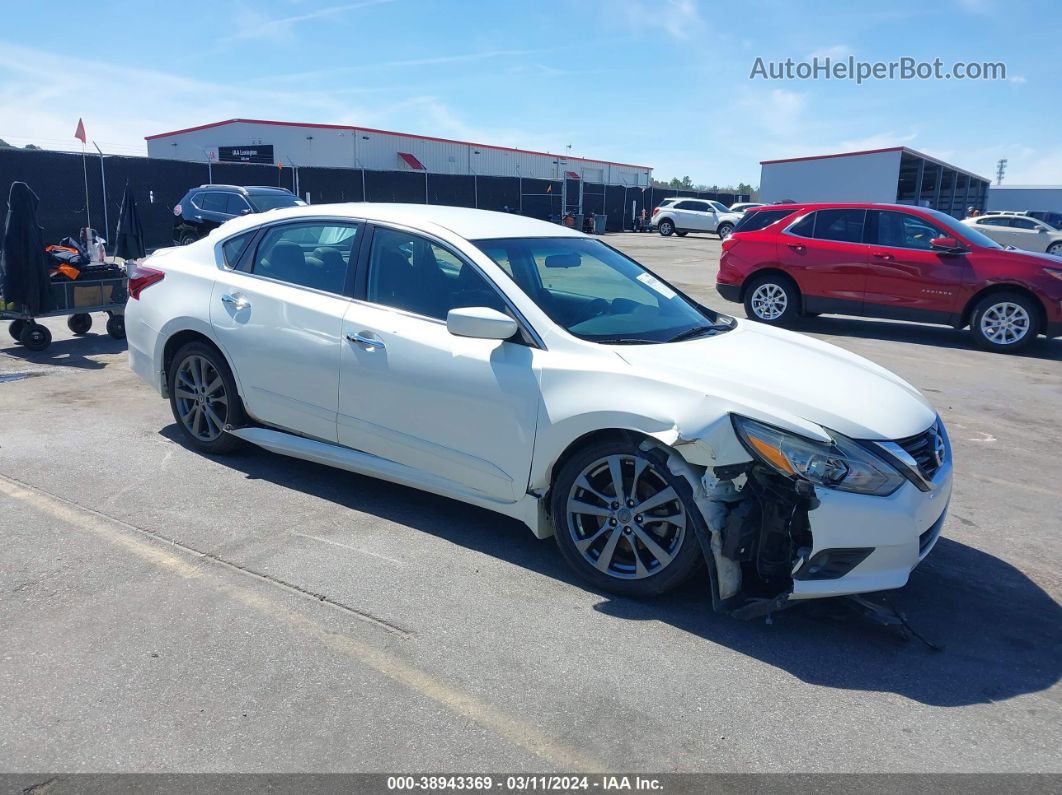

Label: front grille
[895,426,942,481]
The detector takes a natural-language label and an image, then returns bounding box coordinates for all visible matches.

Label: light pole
[92,141,108,246]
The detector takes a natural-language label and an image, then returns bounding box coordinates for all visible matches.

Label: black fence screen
[0,148,748,249]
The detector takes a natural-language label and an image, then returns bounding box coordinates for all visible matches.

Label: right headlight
[732,415,906,497]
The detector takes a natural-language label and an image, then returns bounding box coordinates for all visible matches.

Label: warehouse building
[987,185,1062,214]
[146,118,653,187]
[758,146,990,218]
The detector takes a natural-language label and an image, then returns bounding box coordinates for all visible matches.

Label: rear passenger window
[812,209,867,243]
[197,192,228,213]
[251,222,357,295]
[735,209,795,233]
[787,212,815,237]
[221,232,253,268]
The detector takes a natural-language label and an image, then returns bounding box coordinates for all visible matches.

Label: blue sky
[1,0,1058,186]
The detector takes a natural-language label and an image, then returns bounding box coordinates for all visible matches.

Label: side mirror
[930,236,965,253]
[446,307,519,341]
[1037,227,1047,234]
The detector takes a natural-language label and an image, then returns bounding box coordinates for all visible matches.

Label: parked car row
[715,202,1062,353]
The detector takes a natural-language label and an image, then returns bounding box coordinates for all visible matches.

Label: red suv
[716,203,1062,352]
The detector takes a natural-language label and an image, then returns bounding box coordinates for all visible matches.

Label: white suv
[652,198,743,239]
[964,213,1062,256]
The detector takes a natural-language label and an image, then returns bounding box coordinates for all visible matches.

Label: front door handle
[221,293,250,310]
[872,252,895,261]
[346,332,385,351]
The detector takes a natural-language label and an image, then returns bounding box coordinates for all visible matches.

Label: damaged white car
[126,204,952,616]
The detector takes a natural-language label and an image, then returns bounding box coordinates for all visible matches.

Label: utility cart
[3,265,128,351]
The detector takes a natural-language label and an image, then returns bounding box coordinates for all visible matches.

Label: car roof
[194,184,296,195]
[747,202,944,213]
[209,203,586,241]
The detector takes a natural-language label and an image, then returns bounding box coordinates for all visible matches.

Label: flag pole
[81,140,91,233]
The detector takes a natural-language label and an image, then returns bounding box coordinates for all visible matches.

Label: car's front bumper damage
[649,434,953,618]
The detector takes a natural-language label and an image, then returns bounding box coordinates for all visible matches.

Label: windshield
[247,194,305,212]
[923,208,1003,249]
[473,237,731,344]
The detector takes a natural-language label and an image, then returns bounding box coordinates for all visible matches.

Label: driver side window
[366,227,507,321]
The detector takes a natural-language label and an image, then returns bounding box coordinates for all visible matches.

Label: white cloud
[613,0,704,41]
[228,0,395,42]
[999,148,1062,184]
[835,131,918,151]
[808,45,853,61]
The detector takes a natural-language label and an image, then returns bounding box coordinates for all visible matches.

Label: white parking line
[293,531,406,565]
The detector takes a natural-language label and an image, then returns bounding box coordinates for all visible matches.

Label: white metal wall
[146,122,651,186]
[758,150,903,204]
[986,186,1062,212]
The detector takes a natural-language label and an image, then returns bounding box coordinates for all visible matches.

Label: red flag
[546,184,552,193]
[74,118,86,143]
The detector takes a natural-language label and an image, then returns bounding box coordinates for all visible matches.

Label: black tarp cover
[114,182,146,260]
[1,182,51,314]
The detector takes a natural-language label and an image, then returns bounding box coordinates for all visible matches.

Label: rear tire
[167,342,245,454]
[1047,241,1062,257]
[717,223,735,240]
[743,273,801,326]
[551,439,703,597]
[179,233,198,246]
[106,314,126,340]
[658,219,675,237]
[67,313,92,335]
[969,291,1040,353]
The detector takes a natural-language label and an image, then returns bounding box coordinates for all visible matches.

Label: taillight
[721,237,739,252]
[651,207,660,217]
[128,266,165,299]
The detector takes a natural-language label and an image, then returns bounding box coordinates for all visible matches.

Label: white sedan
[126,204,951,615]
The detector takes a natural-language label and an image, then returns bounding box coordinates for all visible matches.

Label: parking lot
[1,231,1060,773]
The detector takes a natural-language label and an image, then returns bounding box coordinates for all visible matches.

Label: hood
[999,247,1062,266]
[612,320,935,441]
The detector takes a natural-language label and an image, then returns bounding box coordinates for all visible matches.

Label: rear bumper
[715,283,741,303]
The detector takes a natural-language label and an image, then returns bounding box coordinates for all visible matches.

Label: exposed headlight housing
[1044,267,1062,281]
[731,415,906,497]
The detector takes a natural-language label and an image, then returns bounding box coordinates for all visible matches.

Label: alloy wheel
[750,283,788,320]
[174,354,229,442]
[979,301,1030,345]
[566,454,687,580]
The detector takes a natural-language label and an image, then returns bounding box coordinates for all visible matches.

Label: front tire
[1047,241,1062,257]
[19,322,51,351]
[658,219,675,237]
[105,313,126,340]
[551,439,703,597]
[179,233,198,246]
[168,342,245,454]
[743,273,800,326]
[969,291,1040,353]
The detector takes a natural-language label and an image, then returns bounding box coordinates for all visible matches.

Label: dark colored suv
[172,185,305,245]
[716,202,1062,353]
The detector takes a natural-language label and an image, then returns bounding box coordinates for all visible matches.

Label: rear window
[735,208,796,233]
[813,209,867,243]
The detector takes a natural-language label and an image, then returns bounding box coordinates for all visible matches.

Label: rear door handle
[221,293,250,310]
[872,252,894,261]
[787,243,806,253]
[346,332,385,351]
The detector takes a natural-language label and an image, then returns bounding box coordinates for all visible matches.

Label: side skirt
[226,426,545,534]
